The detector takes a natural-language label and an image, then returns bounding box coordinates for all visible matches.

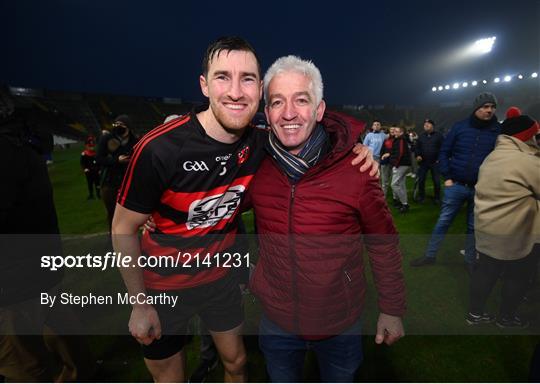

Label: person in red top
[80,135,100,199]
[382,125,412,213]
[246,55,405,382]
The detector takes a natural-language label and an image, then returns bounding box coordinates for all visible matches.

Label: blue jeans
[259,315,363,383]
[424,182,476,263]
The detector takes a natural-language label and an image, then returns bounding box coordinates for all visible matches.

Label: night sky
[2,0,539,105]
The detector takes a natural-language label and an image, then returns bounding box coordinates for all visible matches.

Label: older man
[247,56,405,382]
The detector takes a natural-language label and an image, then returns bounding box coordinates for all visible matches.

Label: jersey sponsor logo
[215,154,231,176]
[183,161,209,172]
[237,146,250,165]
[186,185,245,230]
[215,154,232,162]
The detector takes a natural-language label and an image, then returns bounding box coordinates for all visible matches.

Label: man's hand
[129,304,162,345]
[143,216,157,233]
[444,179,454,187]
[381,153,390,160]
[375,313,404,346]
[351,144,379,177]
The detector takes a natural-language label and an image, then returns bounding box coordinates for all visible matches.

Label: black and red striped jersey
[117,109,267,290]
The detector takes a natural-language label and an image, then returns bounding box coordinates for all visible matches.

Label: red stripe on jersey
[153,210,240,236]
[117,115,191,205]
[140,230,237,290]
[161,175,254,211]
[154,175,253,236]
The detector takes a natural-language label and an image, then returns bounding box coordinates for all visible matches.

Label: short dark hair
[372,119,381,125]
[202,36,261,78]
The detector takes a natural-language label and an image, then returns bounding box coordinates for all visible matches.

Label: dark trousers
[101,185,119,231]
[85,171,100,198]
[530,343,540,382]
[469,249,539,317]
[259,315,363,383]
[416,162,441,200]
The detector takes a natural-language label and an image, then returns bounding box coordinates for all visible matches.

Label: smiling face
[199,49,262,135]
[265,71,326,155]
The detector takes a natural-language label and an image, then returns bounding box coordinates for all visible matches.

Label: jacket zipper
[289,183,301,334]
[343,269,353,318]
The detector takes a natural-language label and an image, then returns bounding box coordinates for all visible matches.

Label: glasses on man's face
[112,122,127,128]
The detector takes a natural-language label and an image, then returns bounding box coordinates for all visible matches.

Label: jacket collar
[320,111,364,153]
[496,134,540,157]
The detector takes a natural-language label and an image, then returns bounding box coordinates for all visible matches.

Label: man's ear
[316,99,326,122]
[200,75,209,97]
[265,105,272,128]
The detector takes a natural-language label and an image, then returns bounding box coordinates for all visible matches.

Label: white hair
[263,55,324,106]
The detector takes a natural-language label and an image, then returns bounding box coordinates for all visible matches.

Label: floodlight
[469,36,496,55]
[462,82,468,87]
[432,87,437,92]
[445,85,450,90]
[482,80,488,84]
[438,86,443,91]
[494,77,500,83]
[518,74,524,79]
[472,80,478,86]
[532,72,539,78]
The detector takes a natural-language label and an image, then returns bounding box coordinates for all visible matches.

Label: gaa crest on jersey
[186,185,245,230]
[237,146,250,165]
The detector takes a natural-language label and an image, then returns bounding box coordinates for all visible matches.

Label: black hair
[202,36,261,78]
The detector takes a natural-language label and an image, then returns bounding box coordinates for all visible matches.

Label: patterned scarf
[266,124,329,182]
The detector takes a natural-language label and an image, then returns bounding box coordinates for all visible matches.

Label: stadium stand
[340,78,540,136]
[6,75,538,145]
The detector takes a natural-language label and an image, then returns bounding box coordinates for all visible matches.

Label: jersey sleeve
[116,143,168,214]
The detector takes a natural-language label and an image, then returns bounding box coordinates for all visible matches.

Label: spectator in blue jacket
[363,120,385,162]
[414,119,444,204]
[410,93,500,271]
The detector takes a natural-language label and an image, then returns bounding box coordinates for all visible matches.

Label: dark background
[2,0,539,105]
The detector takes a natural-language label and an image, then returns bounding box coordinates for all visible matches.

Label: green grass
[48,144,539,382]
